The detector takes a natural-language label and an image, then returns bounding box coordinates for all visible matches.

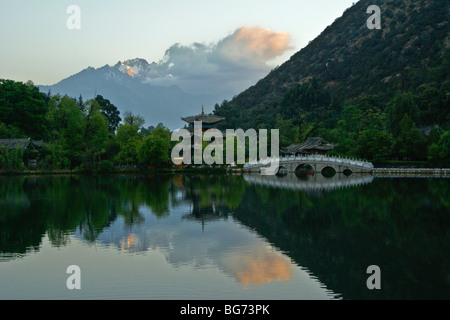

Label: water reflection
[220,243,293,288]
[244,172,374,192]
[0,174,448,299]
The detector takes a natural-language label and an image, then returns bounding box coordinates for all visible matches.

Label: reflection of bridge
[243,173,374,192]
[243,155,374,175]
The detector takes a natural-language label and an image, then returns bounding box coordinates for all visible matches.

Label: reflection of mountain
[80,202,298,289]
[243,173,374,192]
[0,175,448,299]
[81,175,298,289]
[232,178,450,300]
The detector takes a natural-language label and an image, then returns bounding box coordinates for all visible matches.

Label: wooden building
[0,138,43,168]
[282,137,335,156]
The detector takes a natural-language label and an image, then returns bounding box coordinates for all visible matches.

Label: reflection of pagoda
[181,106,225,132]
[183,190,228,231]
[182,178,230,231]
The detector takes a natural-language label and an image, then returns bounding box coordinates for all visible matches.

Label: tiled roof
[181,114,225,125]
[282,137,335,154]
[0,138,31,149]
[0,139,44,150]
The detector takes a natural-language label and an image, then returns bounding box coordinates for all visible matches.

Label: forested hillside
[213,0,449,165]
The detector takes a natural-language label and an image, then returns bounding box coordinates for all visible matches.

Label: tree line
[0,79,172,171]
[1,78,448,171]
[214,78,449,167]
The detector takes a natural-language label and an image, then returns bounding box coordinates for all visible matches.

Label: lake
[0,173,448,300]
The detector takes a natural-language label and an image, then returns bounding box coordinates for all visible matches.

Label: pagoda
[181,106,225,132]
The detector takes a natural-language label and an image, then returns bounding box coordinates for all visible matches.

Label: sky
[0,0,357,88]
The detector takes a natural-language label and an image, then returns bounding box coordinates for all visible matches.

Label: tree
[42,141,70,169]
[123,111,145,129]
[137,126,171,167]
[393,114,426,160]
[46,95,86,168]
[0,146,25,171]
[428,130,450,166]
[0,122,26,139]
[0,79,48,139]
[114,123,141,165]
[83,100,110,167]
[354,129,394,161]
[275,115,299,146]
[281,78,334,125]
[77,95,84,112]
[95,95,121,132]
[386,92,420,137]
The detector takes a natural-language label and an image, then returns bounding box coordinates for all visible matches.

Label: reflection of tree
[0,174,248,254]
[1,174,447,299]
[222,178,246,210]
[181,174,246,227]
[232,178,449,300]
[117,201,144,225]
[114,175,172,219]
[0,175,168,252]
[142,176,170,217]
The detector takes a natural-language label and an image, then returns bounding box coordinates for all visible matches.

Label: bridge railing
[243,154,374,169]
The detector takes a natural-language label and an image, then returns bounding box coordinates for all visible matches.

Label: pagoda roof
[181,114,225,125]
[282,137,335,154]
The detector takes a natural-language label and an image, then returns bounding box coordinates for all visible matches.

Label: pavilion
[282,137,335,156]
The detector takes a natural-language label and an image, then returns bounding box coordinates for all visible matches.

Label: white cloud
[143,26,293,99]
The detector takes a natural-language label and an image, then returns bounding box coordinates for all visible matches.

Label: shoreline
[371,167,450,178]
[1,166,449,177]
[0,167,229,176]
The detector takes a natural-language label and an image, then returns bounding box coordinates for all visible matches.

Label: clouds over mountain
[215,25,293,68]
[147,26,293,97]
[39,26,293,130]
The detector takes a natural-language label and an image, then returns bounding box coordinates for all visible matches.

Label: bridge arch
[321,166,337,177]
[276,165,288,177]
[294,163,315,179]
[294,163,315,173]
[343,168,353,176]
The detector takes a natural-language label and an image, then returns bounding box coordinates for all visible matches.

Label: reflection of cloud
[220,245,293,287]
[120,233,136,251]
[88,205,293,288]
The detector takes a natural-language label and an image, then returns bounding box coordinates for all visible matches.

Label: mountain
[38,59,218,130]
[213,0,449,130]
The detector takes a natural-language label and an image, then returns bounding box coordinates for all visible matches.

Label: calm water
[0,173,448,300]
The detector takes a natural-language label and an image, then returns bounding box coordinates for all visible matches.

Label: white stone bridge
[243,155,374,175]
